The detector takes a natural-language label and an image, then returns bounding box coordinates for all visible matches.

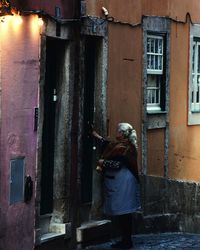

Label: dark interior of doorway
[40,37,65,215]
[81,36,101,203]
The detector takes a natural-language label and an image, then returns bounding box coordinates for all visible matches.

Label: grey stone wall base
[75,175,200,248]
[139,175,200,234]
[132,213,200,235]
[179,214,200,233]
[132,213,180,234]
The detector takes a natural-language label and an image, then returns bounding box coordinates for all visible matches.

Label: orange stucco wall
[86,0,200,23]
[169,20,200,182]
[143,0,200,22]
[86,0,200,182]
[86,0,142,24]
[106,24,143,170]
[147,129,165,177]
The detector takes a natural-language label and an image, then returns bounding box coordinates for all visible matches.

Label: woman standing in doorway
[92,122,141,249]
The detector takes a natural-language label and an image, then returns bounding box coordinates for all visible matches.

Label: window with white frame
[191,40,200,112]
[147,35,164,111]
[188,24,200,125]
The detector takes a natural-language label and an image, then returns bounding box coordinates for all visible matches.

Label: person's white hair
[118,122,137,148]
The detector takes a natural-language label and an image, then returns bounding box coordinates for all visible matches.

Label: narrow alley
[1,1,200,250]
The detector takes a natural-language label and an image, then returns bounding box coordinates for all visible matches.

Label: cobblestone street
[83,233,200,250]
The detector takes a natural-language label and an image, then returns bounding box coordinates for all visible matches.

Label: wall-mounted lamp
[38,16,44,26]
[0,0,13,16]
[14,13,23,25]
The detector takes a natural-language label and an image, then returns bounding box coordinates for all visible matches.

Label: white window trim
[147,70,163,75]
[191,41,200,112]
[188,24,200,125]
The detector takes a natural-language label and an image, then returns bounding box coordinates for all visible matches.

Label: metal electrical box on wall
[10,158,25,205]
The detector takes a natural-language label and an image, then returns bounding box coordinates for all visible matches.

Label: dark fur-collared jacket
[100,138,139,182]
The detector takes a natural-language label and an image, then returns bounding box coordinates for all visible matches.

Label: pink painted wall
[0,15,40,250]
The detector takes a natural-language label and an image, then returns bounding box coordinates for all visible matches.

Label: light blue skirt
[103,166,141,216]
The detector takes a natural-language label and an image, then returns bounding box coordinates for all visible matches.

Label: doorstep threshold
[40,232,65,243]
[77,219,111,243]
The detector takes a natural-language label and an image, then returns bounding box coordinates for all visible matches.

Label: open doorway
[40,37,66,215]
[81,36,98,203]
[77,33,109,244]
[81,36,105,207]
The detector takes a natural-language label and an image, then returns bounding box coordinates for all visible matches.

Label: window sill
[188,111,200,125]
[191,111,200,113]
[147,110,167,115]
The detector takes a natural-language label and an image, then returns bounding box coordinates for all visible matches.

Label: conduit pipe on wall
[21,9,81,24]
[86,11,196,30]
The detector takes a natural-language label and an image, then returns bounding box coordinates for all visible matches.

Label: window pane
[155,55,158,69]
[151,55,154,69]
[151,38,155,53]
[147,55,151,69]
[147,39,151,53]
[197,75,200,103]
[192,74,195,103]
[158,39,163,54]
[197,90,199,103]
[198,45,200,73]
[192,44,195,73]
[158,56,162,70]
[191,41,200,112]
[155,39,158,53]
[147,75,161,106]
[147,89,152,103]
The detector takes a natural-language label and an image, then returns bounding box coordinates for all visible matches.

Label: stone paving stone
[82,233,200,250]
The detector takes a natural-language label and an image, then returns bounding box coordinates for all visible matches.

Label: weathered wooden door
[81,36,99,203]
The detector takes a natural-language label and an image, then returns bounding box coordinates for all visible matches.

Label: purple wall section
[11,0,80,19]
[0,16,39,250]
